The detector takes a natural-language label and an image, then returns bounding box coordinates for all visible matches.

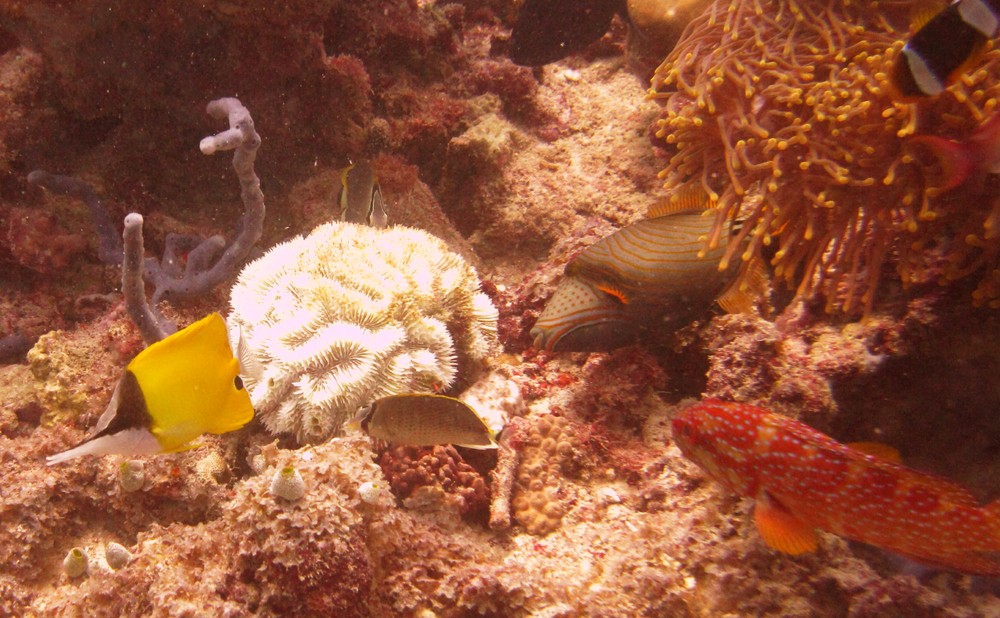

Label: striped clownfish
[47,313,254,464]
[530,189,765,353]
[891,0,1000,99]
[348,393,499,449]
[672,399,1000,576]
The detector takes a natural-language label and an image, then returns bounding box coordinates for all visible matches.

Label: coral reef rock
[228,221,499,443]
[511,414,583,535]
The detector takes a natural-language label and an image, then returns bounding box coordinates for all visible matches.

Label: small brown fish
[349,393,498,449]
[339,161,388,227]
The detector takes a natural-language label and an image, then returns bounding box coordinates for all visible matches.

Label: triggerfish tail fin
[907,134,977,193]
[754,492,820,555]
[716,256,769,316]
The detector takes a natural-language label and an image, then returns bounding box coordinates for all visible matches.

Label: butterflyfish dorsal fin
[754,491,818,555]
[716,256,769,315]
[848,441,903,464]
[646,184,715,219]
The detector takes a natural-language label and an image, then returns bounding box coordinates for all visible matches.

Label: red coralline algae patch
[567,346,666,426]
[378,444,491,520]
[0,46,52,189]
[4,207,87,274]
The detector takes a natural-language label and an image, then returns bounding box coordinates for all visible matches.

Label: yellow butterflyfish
[47,313,254,464]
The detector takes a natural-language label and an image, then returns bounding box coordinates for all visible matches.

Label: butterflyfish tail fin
[46,428,161,465]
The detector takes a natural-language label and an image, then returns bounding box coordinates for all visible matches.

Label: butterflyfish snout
[46,313,254,465]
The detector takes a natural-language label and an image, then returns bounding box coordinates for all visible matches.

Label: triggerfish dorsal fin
[754,491,819,555]
[847,441,903,464]
[646,184,715,220]
[716,256,769,315]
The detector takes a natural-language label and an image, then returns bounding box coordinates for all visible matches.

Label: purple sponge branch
[26,170,123,265]
[123,97,264,343]
[144,97,265,306]
[122,213,169,344]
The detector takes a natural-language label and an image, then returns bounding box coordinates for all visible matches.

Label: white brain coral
[228,221,499,443]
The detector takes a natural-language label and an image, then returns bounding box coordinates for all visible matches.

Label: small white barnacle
[358,480,391,506]
[270,465,306,501]
[119,459,146,493]
[63,547,89,578]
[105,542,133,570]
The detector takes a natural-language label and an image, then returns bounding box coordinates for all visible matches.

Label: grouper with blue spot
[47,313,254,464]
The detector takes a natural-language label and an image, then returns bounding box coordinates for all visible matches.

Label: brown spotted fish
[531,193,763,352]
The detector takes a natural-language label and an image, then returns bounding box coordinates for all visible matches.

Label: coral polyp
[650,0,1000,312]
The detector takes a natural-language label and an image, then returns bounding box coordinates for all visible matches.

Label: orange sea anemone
[650,0,1000,313]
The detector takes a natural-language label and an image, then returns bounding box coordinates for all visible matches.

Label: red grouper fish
[672,399,1000,576]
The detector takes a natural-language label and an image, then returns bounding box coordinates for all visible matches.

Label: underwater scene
[3,0,1000,615]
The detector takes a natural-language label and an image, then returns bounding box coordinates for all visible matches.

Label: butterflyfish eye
[234,375,245,390]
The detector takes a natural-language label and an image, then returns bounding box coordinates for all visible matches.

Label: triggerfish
[349,393,499,449]
[531,192,764,352]
[672,399,1000,576]
[891,0,1000,98]
[47,313,254,464]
